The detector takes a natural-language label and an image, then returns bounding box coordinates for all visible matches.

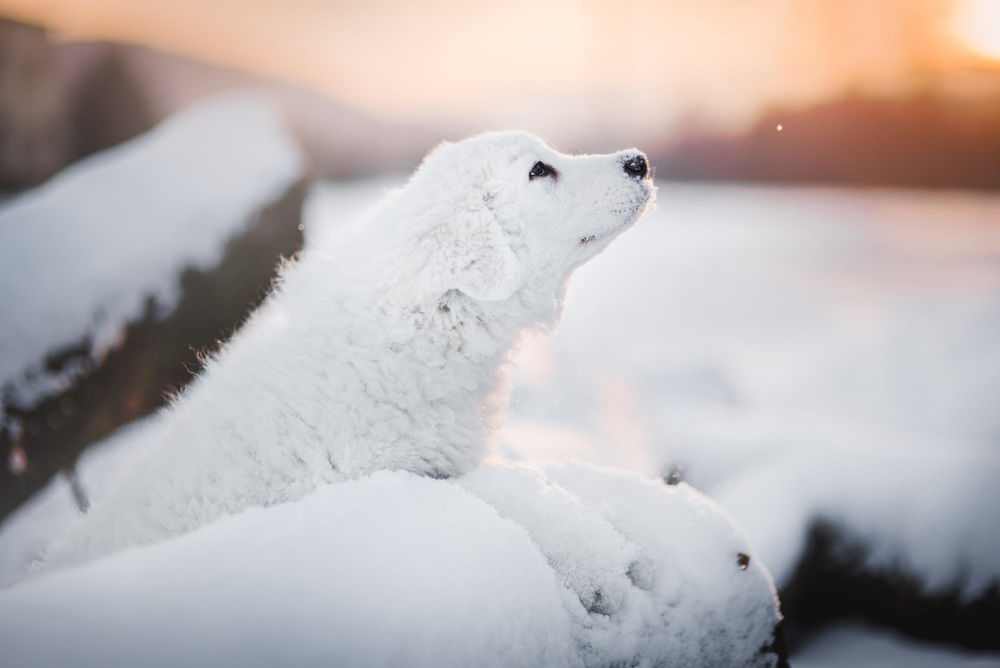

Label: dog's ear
[435,198,521,302]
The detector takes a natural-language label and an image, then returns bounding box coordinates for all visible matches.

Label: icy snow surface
[0,93,304,414]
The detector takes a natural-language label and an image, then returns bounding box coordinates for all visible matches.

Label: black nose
[622,153,648,179]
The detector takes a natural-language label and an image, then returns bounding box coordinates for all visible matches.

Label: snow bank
[0,472,577,668]
[501,183,1000,597]
[0,465,783,668]
[0,93,304,415]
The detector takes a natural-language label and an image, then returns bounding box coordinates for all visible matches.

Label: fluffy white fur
[43,131,654,570]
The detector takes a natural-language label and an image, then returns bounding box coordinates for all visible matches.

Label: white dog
[43,131,654,570]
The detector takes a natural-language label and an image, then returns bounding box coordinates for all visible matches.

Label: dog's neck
[275,251,570,479]
[364,275,568,473]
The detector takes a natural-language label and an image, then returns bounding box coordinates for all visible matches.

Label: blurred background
[1,1,999,666]
[2,0,1000,188]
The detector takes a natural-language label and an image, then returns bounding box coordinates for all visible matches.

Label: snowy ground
[2,148,1000,665]
[1,455,785,668]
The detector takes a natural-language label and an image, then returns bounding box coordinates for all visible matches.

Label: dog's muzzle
[621,153,649,180]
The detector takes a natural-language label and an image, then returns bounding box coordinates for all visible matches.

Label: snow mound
[0,464,783,668]
[0,93,304,415]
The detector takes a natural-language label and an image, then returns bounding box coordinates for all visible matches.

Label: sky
[2,0,1000,135]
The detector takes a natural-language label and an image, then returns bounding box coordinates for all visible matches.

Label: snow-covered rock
[0,463,784,668]
[0,93,306,525]
[0,93,304,416]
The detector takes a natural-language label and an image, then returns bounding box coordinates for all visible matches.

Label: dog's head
[382,131,654,305]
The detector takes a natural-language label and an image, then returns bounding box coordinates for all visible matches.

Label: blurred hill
[0,19,440,191]
[653,89,1000,190]
[4,17,1000,192]
[0,19,154,190]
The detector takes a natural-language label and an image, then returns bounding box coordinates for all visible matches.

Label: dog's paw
[458,463,642,616]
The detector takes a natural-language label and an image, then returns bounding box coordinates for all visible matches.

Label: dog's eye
[529,161,556,181]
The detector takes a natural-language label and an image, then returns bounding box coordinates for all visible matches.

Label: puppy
[43,131,654,569]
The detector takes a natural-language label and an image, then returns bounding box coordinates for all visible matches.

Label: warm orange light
[1,0,997,132]
[954,0,1000,60]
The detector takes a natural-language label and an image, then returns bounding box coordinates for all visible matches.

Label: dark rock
[761,620,790,668]
[780,518,1000,652]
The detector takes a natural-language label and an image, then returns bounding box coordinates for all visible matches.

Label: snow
[0,93,304,415]
[0,461,782,668]
[0,472,578,668]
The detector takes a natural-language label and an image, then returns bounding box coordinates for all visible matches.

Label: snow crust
[0,93,304,414]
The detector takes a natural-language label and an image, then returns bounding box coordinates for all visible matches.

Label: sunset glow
[0,0,997,136]
[954,0,1000,60]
